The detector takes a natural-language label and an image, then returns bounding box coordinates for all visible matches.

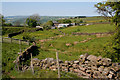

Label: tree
[26,14,40,27]
[0,14,5,26]
[13,20,21,27]
[42,20,54,30]
[57,19,71,23]
[46,20,54,26]
[95,1,120,62]
[4,23,13,26]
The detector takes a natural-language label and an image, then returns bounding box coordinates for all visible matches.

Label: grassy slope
[2,42,79,78]
[70,16,107,23]
[35,35,112,61]
[61,24,115,34]
[2,42,29,78]
[2,23,115,78]
[12,24,115,40]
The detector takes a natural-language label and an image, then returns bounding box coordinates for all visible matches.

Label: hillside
[2,23,117,78]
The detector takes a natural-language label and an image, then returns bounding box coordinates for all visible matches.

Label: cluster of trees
[74,16,86,19]
[26,14,40,28]
[73,19,83,25]
[57,19,72,23]
[0,14,13,26]
[95,0,120,62]
[41,20,54,30]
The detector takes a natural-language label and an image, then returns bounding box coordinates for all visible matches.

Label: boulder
[79,66,86,71]
[87,55,97,62]
[93,71,102,78]
[72,64,79,68]
[74,60,79,64]
[108,74,113,78]
[69,68,74,72]
[79,53,89,62]
[97,56,102,61]
[45,58,54,63]
[101,58,112,66]
[66,43,72,46]
[98,66,104,72]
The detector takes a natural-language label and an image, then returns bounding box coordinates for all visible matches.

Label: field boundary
[2,37,30,45]
[72,32,114,35]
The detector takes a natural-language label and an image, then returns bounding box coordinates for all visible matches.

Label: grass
[70,16,108,23]
[12,24,115,40]
[2,42,29,78]
[61,24,115,34]
[2,23,115,78]
[2,42,79,78]
[35,35,113,61]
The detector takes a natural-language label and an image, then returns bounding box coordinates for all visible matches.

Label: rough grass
[70,16,107,23]
[61,24,115,34]
[2,42,29,78]
[2,23,115,78]
[35,35,113,61]
[12,24,115,40]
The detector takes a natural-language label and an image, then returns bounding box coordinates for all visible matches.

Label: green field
[11,24,115,40]
[71,16,108,23]
[2,23,115,78]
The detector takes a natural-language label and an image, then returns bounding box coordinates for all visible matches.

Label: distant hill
[4,16,71,26]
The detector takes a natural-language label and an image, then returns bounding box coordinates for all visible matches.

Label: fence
[2,37,30,45]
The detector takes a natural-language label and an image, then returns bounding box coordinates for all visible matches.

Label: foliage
[95,1,120,61]
[73,19,83,25]
[26,14,40,27]
[22,34,35,42]
[111,25,120,62]
[57,19,72,23]
[2,27,24,35]
[4,23,13,26]
[2,43,28,78]
[42,20,54,30]
[0,14,5,26]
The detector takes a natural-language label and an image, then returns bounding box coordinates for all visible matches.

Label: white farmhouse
[57,24,70,28]
[36,26,43,28]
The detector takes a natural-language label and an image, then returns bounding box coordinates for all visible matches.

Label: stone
[73,41,79,45]
[97,56,102,61]
[50,65,57,70]
[98,67,104,72]
[72,64,79,68]
[108,74,113,78]
[79,66,86,71]
[86,70,92,75]
[74,60,79,64]
[102,71,109,75]
[79,53,89,62]
[66,43,72,46]
[87,55,97,62]
[93,71,102,78]
[45,58,54,63]
[101,58,112,66]
[84,61,89,64]
[91,66,98,71]
[69,68,74,72]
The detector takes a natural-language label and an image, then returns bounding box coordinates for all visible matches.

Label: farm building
[70,23,76,26]
[36,26,43,29]
[57,24,70,28]
[53,21,59,27]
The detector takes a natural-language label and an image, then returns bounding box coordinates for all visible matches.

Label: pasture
[2,23,115,78]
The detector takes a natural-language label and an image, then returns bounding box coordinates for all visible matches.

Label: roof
[53,21,59,24]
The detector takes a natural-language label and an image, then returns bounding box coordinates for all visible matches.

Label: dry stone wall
[31,53,120,79]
